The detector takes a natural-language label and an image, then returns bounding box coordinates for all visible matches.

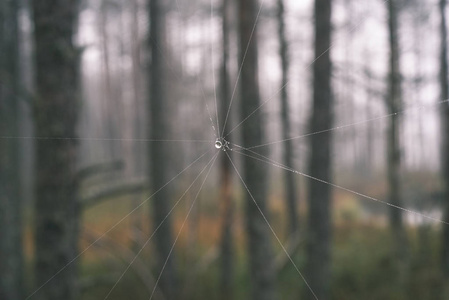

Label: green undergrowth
[76,220,449,300]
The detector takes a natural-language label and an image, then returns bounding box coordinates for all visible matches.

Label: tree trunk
[0,1,24,299]
[238,0,277,299]
[304,0,333,299]
[148,0,178,299]
[129,0,144,253]
[440,0,449,277]
[219,0,234,299]
[386,0,408,296]
[364,56,375,171]
[130,0,143,175]
[98,1,123,159]
[387,0,404,234]
[32,0,81,299]
[386,0,408,250]
[277,0,299,236]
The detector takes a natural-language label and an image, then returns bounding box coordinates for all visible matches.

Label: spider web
[16,0,449,299]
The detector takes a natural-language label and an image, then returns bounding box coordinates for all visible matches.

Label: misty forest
[3,0,449,299]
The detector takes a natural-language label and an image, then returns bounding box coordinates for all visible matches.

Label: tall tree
[0,0,24,299]
[219,0,234,299]
[439,0,449,277]
[129,0,144,253]
[386,1,408,296]
[238,0,277,299]
[387,0,403,232]
[32,0,81,299]
[363,50,375,171]
[386,0,407,253]
[277,0,299,236]
[148,0,178,298]
[304,0,333,299]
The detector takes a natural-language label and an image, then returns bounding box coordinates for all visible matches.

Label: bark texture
[32,0,81,299]
[277,0,298,236]
[304,0,333,299]
[238,0,277,299]
[0,0,23,299]
[148,0,178,298]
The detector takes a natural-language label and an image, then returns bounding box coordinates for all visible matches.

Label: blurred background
[1,0,449,299]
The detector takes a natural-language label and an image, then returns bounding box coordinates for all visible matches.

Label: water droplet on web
[215,139,222,149]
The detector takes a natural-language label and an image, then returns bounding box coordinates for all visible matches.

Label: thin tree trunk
[304,0,333,299]
[346,0,359,171]
[439,0,449,278]
[99,2,117,158]
[131,0,143,174]
[219,0,234,299]
[386,0,408,296]
[386,0,407,249]
[238,0,277,299]
[129,0,144,253]
[148,0,177,298]
[0,0,23,299]
[387,0,403,231]
[32,0,81,299]
[412,6,425,169]
[364,55,374,171]
[277,0,298,236]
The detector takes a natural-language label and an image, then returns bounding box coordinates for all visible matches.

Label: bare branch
[81,179,147,207]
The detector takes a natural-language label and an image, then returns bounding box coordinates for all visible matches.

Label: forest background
[2,0,449,299]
